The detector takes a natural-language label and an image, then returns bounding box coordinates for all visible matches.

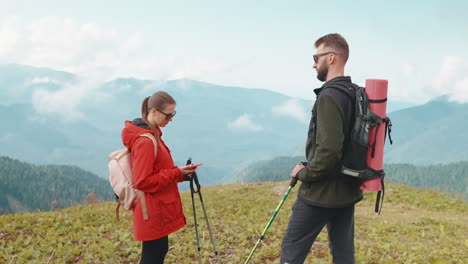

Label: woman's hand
[178,165,198,178]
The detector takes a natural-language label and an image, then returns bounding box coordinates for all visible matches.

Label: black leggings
[140,236,169,264]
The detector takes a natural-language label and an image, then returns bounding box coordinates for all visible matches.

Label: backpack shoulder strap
[135,132,157,221]
[327,82,358,100]
[139,133,158,157]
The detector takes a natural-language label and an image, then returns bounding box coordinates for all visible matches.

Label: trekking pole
[244,162,306,264]
[188,157,202,264]
[187,158,221,264]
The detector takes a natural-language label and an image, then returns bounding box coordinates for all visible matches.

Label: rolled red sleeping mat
[360,79,388,191]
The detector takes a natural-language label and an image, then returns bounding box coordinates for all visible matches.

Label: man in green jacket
[280,33,363,264]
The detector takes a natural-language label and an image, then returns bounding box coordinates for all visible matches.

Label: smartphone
[191,163,203,168]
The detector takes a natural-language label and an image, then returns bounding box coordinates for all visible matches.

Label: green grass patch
[0,182,466,263]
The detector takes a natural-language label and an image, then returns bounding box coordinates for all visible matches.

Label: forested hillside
[384,162,468,198]
[233,156,468,199]
[0,156,113,214]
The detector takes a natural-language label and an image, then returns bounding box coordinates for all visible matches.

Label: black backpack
[334,83,393,213]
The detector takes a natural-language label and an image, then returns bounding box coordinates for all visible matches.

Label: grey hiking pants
[280,199,355,264]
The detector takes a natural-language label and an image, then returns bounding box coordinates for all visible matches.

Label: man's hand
[291,164,306,178]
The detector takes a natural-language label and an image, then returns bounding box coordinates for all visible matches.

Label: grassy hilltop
[1,182,467,264]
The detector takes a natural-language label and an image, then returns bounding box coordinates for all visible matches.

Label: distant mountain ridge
[0,156,113,214]
[233,156,468,199]
[385,96,468,164]
[1,63,467,186]
[0,64,77,105]
[0,64,313,183]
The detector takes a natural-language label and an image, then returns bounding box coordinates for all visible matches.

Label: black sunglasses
[313,52,337,63]
[157,109,176,120]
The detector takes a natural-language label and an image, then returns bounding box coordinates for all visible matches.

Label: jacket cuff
[297,168,306,182]
[297,166,324,183]
[175,166,185,182]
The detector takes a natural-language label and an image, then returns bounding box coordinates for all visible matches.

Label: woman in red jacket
[122,91,197,264]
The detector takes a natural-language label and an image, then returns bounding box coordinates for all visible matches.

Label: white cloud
[31,78,104,121]
[32,88,84,121]
[272,99,309,123]
[31,77,60,84]
[432,56,464,92]
[227,114,263,132]
[432,56,468,102]
[0,16,21,56]
[0,16,143,100]
[449,78,468,103]
[0,16,233,81]
[402,60,415,76]
[167,59,232,81]
[0,16,236,119]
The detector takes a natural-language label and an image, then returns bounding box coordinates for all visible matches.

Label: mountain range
[384,96,468,164]
[1,63,467,185]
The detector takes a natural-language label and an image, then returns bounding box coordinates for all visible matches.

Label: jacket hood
[132,118,150,129]
[121,119,162,149]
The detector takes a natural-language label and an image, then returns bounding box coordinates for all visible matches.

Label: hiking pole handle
[290,177,298,188]
[290,161,307,188]
[186,157,201,193]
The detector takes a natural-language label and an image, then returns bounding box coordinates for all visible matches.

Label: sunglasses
[313,52,337,63]
[157,109,177,120]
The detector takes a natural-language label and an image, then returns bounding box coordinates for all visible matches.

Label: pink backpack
[108,133,157,221]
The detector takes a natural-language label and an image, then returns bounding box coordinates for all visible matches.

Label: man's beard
[316,64,329,82]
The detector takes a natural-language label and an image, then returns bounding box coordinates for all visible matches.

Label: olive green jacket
[296,76,363,207]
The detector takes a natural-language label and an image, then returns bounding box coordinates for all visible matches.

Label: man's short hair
[315,33,349,63]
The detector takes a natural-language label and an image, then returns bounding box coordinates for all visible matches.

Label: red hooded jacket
[121,120,186,241]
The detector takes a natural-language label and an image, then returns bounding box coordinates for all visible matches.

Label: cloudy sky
[0,0,467,103]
